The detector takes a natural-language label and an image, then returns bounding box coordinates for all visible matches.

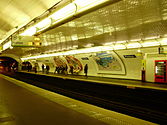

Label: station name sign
[12,35,41,47]
[123,55,136,58]
[81,57,89,60]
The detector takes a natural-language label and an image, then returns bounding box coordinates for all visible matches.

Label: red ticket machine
[155,60,167,83]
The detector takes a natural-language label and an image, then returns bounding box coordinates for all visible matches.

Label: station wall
[28,49,143,80]
[27,46,167,82]
[116,47,167,82]
[26,47,167,82]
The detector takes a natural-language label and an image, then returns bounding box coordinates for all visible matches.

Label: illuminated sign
[12,35,41,47]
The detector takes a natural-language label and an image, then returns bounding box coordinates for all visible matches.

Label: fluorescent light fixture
[137,49,141,53]
[130,39,141,42]
[158,38,167,45]
[63,50,77,55]
[20,18,51,35]
[21,46,103,60]
[21,3,80,36]
[50,3,76,23]
[78,47,101,54]
[113,44,126,50]
[74,0,108,13]
[84,43,94,48]
[35,18,51,30]
[1,0,120,45]
[71,34,78,40]
[103,42,113,46]
[142,41,160,47]
[116,40,127,43]
[144,36,159,40]
[73,45,78,49]
[15,0,115,38]
[127,42,142,48]
[21,52,63,60]
[101,46,113,51]
[67,46,72,50]
[20,27,36,36]
[22,37,167,61]
[3,41,12,50]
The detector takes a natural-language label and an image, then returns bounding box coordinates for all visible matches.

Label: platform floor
[0,74,157,125]
[23,71,167,91]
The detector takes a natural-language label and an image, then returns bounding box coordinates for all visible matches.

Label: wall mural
[65,56,83,73]
[53,57,67,67]
[92,52,125,74]
[52,51,125,75]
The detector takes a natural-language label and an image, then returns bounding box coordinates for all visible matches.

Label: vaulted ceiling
[0,0,61,40]
[1,0,167,58]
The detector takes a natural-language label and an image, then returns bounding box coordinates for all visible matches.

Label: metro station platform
[0,73,157,125]
[21,71,167,91]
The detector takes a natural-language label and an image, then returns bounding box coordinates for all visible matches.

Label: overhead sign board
[11,35,41,47]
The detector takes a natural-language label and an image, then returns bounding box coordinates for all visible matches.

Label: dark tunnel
[0,56,18,73]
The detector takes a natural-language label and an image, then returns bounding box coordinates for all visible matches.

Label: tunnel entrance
[0,57,18,73]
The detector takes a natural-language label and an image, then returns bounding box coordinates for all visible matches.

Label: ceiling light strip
[19,0,121,36]
[21,38,167,61]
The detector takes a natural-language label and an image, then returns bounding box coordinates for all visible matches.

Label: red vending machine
[155,60,167,83]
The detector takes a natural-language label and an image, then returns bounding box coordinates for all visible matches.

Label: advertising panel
[92,51,125,74]
[65,56,83,73]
